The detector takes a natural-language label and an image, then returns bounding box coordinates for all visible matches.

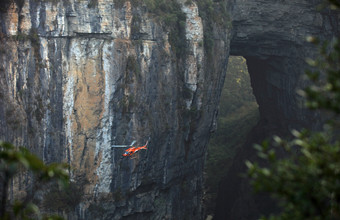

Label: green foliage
[196,0,230,55]
[145,0,187,58]
[10,28,40,56]
[246,2,340,219]
[87,0,98,8]
[219,56,256,116]
[29,28,40,47]
[114,0,187,58]
[126,55,141,79]
[117,0,230,59]
[205,56,259,213]
[304,37,340,114]
[0,141,69,219]
[206,103,258,189]
[247,129,340,219]
[196,0,229,28]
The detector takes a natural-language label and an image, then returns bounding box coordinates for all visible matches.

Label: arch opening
[204,56,259,218]
[213,42,321,220]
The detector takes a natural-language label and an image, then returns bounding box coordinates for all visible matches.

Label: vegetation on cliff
[115,0,230,58]
[0,141,69,219]
[196,0,230,56]
[205,56,259,214]
[246,1,340,219]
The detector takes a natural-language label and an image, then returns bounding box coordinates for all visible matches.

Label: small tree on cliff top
[246,1,340,219]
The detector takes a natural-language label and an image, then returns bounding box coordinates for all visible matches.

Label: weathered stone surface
[1,0,339,219]
[0,0,228,219]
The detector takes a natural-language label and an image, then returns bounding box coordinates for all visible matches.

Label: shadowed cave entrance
[204,56,259,218]
[204,50,312,219]
[212,40,320,220]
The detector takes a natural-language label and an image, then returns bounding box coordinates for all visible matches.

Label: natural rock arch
[0,0,338,219]
[214,0,339,219]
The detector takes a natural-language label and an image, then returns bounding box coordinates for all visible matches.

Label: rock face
[0,0,338,219]
[215,0,339,219]
[0,0,229,219]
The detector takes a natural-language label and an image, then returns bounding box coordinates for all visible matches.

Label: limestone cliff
[0,0,229,219]
[1,0,339,219]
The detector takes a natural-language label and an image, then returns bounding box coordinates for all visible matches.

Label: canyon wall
[215,0,339,219]
[0,0,229,219]
[0,0,339,219]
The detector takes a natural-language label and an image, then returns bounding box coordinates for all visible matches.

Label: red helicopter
[122,141,148,158]
[111,140,148,158]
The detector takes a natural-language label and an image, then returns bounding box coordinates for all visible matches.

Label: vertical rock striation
[1,0,338,219]
[0,0,229,219]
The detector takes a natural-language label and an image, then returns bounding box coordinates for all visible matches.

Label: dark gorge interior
[0,0,339,219]
[214,1,339,219]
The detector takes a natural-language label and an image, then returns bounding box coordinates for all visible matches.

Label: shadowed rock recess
[215,1,339,219]
[0,0,338,219]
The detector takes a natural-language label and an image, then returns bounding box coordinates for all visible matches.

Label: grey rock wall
[0,0,229,219]
[215,0,339,219]
[1,0,339,219]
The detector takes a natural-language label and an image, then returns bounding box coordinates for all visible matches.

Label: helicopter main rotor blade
[111,145,130,148]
